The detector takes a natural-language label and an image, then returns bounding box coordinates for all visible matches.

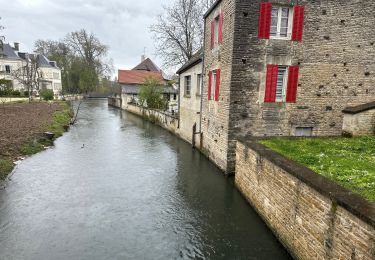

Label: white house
[0,42,25,91]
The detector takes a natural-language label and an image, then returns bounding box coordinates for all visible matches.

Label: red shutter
[286,66,299,102]
[292,6,305,41]
[218,12,223,44]
[210,21,215,49]
[208,71,212,100]
[258,2,272,39]
[215,69,221,101]
[264,64,278,102]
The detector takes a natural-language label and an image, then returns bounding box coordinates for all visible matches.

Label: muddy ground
[0,102,65,159]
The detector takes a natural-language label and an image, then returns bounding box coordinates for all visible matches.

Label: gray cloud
[0,0,170,76]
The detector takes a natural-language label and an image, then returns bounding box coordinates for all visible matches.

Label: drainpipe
[198,17,207,136]
[177,75,181,128]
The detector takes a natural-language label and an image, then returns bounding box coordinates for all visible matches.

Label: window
[258,3,305,41]
[210,12,223,49]
[211,70,217,99]
[270,6,292,38]
[5,65,11,74]
[185,75,191,96]
[173,94,177,100]
[197,74,202,95]
[264,65,299,103]
[53,72,60,80]
[295,127,313,137]
[275,66,287,102]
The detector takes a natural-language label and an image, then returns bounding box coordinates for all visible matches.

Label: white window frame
[211,70,217,99]
[275,66,288,102]
[270,6,293,40]
[185,75,191,96]
[197,73,202,95]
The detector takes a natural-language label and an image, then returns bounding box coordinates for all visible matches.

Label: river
[0,99,291,260]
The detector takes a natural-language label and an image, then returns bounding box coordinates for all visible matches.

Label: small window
[270,6,292,39]
[5,65,11,74]
[214,15,220,47]
[197,74,202,95]
[173,94,177,100]
[185,75,191,96]
[276,66,288,102]
[211,70,217,99]
[295,127,313,137]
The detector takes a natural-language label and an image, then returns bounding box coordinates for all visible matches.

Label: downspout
[199,17,207,135]
[177,75,181,128]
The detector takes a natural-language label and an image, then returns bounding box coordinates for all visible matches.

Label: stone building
[176,50,203,145]
[201,0,375,174]
[0,43,25,91]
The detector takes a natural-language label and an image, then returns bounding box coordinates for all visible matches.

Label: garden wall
[108,97,121,108]
[235,140,375,260]
[125,104,179,134]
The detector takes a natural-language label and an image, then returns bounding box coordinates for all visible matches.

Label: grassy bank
[0,101,72,180]
[259,136,375,202]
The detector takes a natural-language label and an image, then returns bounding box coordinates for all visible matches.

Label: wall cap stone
[237,138,375,227]
[342,101,375,114]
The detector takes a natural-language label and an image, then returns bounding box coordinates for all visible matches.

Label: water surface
[0,99,291,259]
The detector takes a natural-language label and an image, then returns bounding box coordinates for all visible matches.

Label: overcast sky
[0,0,171,76]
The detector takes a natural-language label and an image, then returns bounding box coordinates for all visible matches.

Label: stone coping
[342,101,375,114]
[237,138,375,227]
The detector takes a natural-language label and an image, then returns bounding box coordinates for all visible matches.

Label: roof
[342,101,375,114]
[118,70,164,85]
[204,0,222,19]
[132,58,161,72]
[121,84,177,95]
[37,54,54,68]
[176,49,203,74]
[0,43,21,60]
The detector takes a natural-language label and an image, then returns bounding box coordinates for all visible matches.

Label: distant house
[0,42,62,96]
[0,43,24,91]
[176,50,203,144]
[118,57,178,112]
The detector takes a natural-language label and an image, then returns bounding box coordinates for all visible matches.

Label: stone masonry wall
[217,0,375,173]
[202,0,236,173]
[343,109,375,136]
[235,141,375,260]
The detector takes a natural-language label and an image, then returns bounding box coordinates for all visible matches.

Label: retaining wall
[235,140,375,260]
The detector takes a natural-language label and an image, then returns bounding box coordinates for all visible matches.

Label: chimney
[141,55,146,62]
[14,42,19,51]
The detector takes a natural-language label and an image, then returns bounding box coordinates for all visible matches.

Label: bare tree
[12,54,40,103]
[150,0,215,68]
[64,29,111,77]
[0,17,5,47]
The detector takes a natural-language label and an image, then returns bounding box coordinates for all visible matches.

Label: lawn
[259,136,375,202]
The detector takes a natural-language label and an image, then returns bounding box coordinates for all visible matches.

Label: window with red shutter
[291,6,305,41]
[258,2,272,39]
[210,21,214,49]
[218,12,223,44]
[215,69,221,101]
[264,64,278,102]
[208,71,212,100]
[286,66,299,102]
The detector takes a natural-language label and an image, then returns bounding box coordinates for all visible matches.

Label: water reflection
[0,99,291,259]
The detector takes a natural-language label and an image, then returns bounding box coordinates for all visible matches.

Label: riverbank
[0,101,72,180]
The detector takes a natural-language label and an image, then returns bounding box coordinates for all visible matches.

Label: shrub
[23,91,29,97]
[40,89,54,101]
[139,77,167,110]
[12,90,21,96]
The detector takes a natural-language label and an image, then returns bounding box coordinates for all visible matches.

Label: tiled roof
[133,58,160,72]
[118,70,164,85]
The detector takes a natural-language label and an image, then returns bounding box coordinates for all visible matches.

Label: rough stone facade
[202,0,375,173]
[235,141,375,260]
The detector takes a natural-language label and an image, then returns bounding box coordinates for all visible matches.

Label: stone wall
[201,0,236,173]
[125,104,179,134]
[107,97,121,108]
[235,140,375,260]
[202,0,375,174]
[342,102,375,136]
